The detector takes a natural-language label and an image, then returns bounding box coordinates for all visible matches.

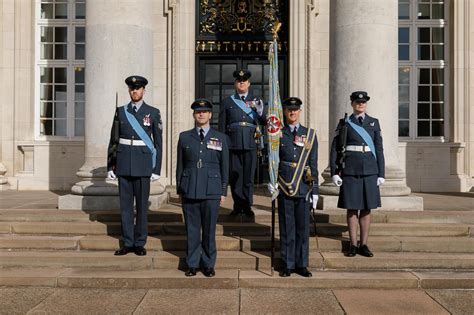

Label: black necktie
[199,128,204,141]
[358,116,363,125]
[292,127,298,139]
[241,95,246,102]
[133,106,138,113]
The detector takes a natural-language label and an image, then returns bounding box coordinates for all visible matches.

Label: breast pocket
[206,170,222,195]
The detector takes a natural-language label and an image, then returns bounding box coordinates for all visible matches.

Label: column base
[318,195,424,211]
[59,178,167,210]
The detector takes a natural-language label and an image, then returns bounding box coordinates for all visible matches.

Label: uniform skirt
[337,174,381,210]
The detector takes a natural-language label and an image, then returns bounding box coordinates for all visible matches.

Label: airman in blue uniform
[271,97,318,277]
[330,91,385,258]
[176,98,229,277]
[218,69,265,217]
[107,75,162,256]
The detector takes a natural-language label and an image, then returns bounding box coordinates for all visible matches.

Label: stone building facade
[0,0,472,203]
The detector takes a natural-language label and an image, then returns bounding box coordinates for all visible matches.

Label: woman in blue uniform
[176,98,229,277]
[330,91,385,257]
[270,97,318,277]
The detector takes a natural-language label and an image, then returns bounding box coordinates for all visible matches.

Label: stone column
[319,0,422,210]
[59,0,165,210]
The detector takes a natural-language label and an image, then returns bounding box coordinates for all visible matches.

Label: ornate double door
[197,57,286,128]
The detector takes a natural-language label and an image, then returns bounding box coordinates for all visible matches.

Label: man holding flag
[266,23,319,278]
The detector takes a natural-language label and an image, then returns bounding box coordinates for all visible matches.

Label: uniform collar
[196,126,210,138]
[131,100,144,111]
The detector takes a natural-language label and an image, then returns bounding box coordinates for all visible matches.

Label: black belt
[185,160,219,169]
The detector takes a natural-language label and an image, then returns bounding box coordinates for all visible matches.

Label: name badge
[207,138,222,151]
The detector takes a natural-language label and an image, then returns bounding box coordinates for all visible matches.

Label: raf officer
[107,75,162,256]
[218,69,265,217]
[269,97,318,277]
[330,91,385,257]
[176,98,229,277]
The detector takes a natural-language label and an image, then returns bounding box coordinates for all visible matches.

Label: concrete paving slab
[79,235,241,251]
[238,271,418,289]
[0,235,80,250]
[240,288,344,315]
[386,211,474,224]
[28,288,147,315]
[333,289,449,315]
[0,287,55,315]
[57,269,239,289]
[426,290,474,315]
[399,236,474,253]
[0,268,65,287]
[0,222,10,233]
[0,209,91,222]
[0,250,153,269]
[414,271,474,289]
[317,236,402,252]
[322,252,474,270]
[414,192,474,211]
[134,289,239,314]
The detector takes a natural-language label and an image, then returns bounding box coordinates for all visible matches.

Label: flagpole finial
[272,21,282,39]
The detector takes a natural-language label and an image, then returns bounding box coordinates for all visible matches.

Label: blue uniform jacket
[279,125,319,197]
[107,102,163,177]
[330,114,385,177]
[218,93,266,150]
[176,128,229,200]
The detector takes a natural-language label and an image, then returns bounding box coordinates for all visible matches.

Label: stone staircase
[1,194,474,289]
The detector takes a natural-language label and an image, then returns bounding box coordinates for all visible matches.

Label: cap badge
[239,70,244,76]
[132,77,137,83]
[358,94,363,98]
[199,100,206,106]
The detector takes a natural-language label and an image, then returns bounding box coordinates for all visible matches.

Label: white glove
[377,177,385,186]
[310,194,319,209]
[332,175,343,187]
[267,182,277,195]
[150,173,160,182]
[256,99,264,116]
[107,170,117,180]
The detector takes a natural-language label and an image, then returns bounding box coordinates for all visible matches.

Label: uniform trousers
[277,194,310,269]
[118,176,150,248]
[182,198,220,268]
[229,149,256,211]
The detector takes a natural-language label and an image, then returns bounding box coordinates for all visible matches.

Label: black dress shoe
[202,267,215,277]
[229,209,242,216]
[346,245,358,257]
[134,246,147,256]
[295,267,312,278]
[114,246,134,256]
[279,268,292,277]
[243,209,255,217]
[185,268,197,277]
[358,244,374,257]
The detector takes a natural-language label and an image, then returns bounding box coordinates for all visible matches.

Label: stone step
[3,234,473,254]
[2,208,474,224]
[1,267,473,289]
[1,250,474,271]
[4,221,471,237]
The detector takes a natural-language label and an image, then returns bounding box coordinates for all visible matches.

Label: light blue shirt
[196,126,210,138]
[288,123,301,133]
[131,100,144,111]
